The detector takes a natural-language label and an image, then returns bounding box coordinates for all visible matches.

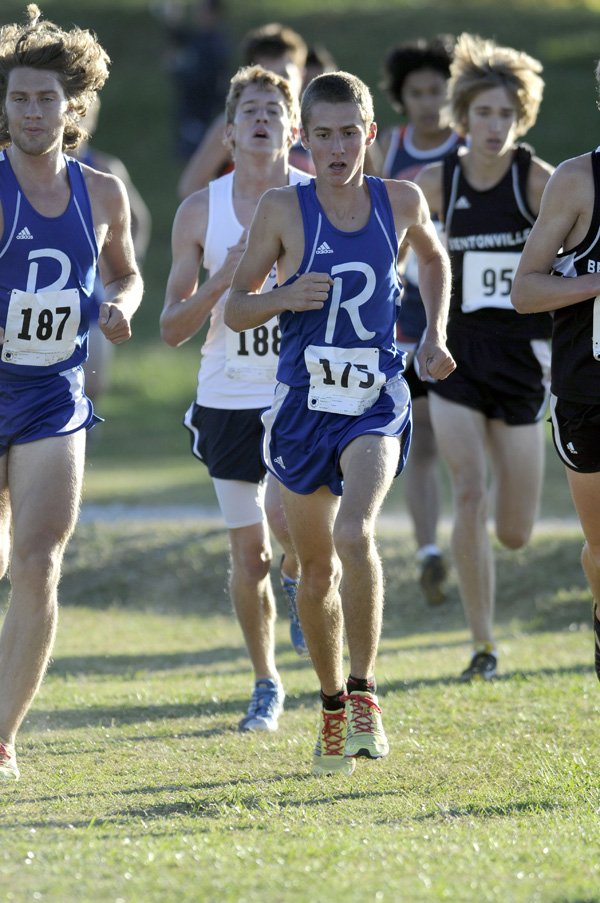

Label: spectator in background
[177,22,309,198]
[302,44,338,91]
[75,95,151,405]
[378,36,462,606]
[156,0,231,160]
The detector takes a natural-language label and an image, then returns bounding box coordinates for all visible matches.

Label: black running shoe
[459,651,497,683]
[419,553,449,606]
[594,606,600,682]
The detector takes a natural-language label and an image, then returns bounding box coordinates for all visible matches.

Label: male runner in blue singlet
[0,5,143,781]
[225,71,455,775]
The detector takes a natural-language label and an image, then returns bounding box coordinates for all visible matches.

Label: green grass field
[1,521,598,902]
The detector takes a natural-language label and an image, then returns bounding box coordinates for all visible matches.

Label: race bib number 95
[2,288,81,366]
[304,345,384,416]
[462,251,520,313]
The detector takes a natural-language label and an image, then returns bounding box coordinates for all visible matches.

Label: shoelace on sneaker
[320,709,347,756]
[247,681,279,719]
[342,693,381,734]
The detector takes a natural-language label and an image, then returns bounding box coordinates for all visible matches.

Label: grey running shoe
[238,678,285,732]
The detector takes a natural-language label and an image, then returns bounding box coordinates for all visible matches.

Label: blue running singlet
[0,151,98,379]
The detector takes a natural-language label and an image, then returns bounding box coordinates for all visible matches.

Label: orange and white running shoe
[0,740,19,781]
[313,707,356,776]
[343,691,389,759]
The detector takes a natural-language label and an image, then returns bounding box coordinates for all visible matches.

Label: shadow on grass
[380,662,592,694]
[25,661,593,735]
[48,646,251,677]
[9,772,314,812]
[47,644,316,679]
[0,522,589,642]
[414,799,562,821]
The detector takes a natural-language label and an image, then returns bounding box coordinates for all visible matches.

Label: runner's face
[401,68,450,135]
[467,86,518,157]
[229,84,292,158]
[301,101,376,185]
[5,67,69,156]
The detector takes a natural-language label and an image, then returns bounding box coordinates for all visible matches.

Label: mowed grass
[0,519,598,902]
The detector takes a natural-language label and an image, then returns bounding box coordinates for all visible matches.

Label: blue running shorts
[0,366,97,456]
[262,375,412,496]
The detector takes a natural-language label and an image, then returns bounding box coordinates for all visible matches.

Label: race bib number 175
[304,344,384,416]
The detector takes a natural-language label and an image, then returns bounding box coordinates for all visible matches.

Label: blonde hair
[225,64,299,128]
[0,4,110,150]
[448,33,544,137]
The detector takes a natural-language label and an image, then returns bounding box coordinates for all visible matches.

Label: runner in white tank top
[161,66,312,734]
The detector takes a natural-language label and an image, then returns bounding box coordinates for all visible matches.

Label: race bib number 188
[224,316,280,383]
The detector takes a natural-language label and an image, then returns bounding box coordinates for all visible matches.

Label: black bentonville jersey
[551,149,600,403]
[442,145,552,340]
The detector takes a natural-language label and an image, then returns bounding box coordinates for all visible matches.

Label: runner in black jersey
[417,33,554,682]
[513,62,600,684]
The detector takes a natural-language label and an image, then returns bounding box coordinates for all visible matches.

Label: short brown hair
[0,4,110,150]
[301,71,374,131]
[448,33,544,137]
[241,23,307,70]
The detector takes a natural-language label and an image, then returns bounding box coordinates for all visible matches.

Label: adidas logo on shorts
[16,226,33,240]
[274,456,286,470]
[316,241,334,254]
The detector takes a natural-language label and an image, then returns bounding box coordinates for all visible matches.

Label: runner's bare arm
[513,158,600,313]
[160,191,247,347]
[93,172,143,345]
[388,180,455,381]
[225,189,332,331]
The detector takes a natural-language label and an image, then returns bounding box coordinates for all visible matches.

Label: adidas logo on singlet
[16,226,33,240]
[454,196,471,210]
[316,241,334,254]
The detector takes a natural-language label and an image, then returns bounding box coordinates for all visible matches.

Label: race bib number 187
[2,288,81,366]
